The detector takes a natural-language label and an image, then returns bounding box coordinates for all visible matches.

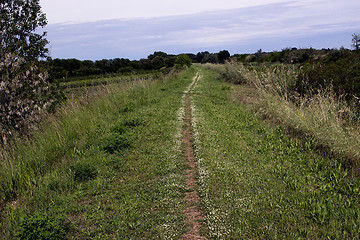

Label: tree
[176,54,192,68]
[0,0,61,141]
[352,33,360,51]
[217,50,230,63]
[0,0,48,60]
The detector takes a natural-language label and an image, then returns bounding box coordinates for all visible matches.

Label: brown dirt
[181,73,206,240]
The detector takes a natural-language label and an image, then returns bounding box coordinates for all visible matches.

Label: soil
[181,73,206,240]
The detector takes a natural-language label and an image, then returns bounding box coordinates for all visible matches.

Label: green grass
[0,67,197,238]
[192,67,360,239]
[207,61,360,174]
[59,72,156,89]
[2,65,360,239]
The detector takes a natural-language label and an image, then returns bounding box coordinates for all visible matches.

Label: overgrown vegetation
[0,0,63,142]
[0,68,197,238]
[48,52,176,81]
[206,53,360,172]
[192,67,360,238]
[16,211,69,239]
[297,51,360,105]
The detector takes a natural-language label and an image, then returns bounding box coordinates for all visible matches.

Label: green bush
[296,52,360,105]
[0,1,64,141]
[70,162,97,182]
[17,212,69,240]
[119,102,135,113]
[122,118,144,128]
[101,133,132,154]
[176,54,192,68]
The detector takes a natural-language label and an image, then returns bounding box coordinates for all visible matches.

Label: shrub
[17,211,69,240]
[176,54,192,68]
[0,0,64,142]
[0,54,63,139]
[70,162,97,182]
[122,118,144,128]
[296,52,360,105]
[101,133,132,154]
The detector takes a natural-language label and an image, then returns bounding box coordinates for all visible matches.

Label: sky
[39,0,360,60]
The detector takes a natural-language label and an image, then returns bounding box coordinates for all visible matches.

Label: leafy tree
[0,0,48,60]
[148,51,168,60]
[176,54,192,68]
[352,33,360,51]
[0,0,62,141]
[217,50,230,63]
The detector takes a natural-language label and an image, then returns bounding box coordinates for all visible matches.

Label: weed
[70,162,97,182]
[17,211,69,239]
[122,117,145,128]
[119,102,135,113]
[100,133,132,154]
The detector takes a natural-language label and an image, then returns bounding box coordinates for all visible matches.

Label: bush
[176,54,192,68]
[1,0,65,142]
[101,133,132,154]
[70,162,97,182]
[296,52,360,105]
[17,211,69,240]
[0,54,63,140]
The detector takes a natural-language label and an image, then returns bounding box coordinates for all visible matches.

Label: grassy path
[191,67,360,239]
[2,66,360,239]
[1,69,198,239]
[181,72,205,239]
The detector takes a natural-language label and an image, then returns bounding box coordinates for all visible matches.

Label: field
[1,65,360,239]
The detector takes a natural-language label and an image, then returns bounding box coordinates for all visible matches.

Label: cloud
[41,0,290,24]
[44,1,360,60]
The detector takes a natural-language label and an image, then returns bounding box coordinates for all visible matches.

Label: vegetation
[1,2,360,237]
[0,0,63,142]
[0,68,197,238]
[191,67,360,238]
[48,53,176,81]
[352,33,360,51]
[175,54,192,68]
[206,59,360,172]
[297,51,360,105]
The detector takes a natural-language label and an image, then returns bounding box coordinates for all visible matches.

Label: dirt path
[181,72,206,239]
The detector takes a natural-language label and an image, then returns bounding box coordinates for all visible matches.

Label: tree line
[48,50,231,81]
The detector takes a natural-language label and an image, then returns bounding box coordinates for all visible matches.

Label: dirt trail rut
[181,72,206,240]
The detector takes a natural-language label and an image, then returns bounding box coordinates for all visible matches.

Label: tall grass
[207,61,360,172]
[0,75,157,209]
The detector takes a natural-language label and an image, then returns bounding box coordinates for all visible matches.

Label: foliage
[297,51,360,104]
[233,47,350,64]
[70,162,97,182]
[49,53,177,80]
[0,0,48,61]
[352,33,360,51]
[217,50,231,63]
[195,50,231,64]
[176,54,192,68]
[0,54,63,139]
[17,211,69,240]
[0,0,63,141]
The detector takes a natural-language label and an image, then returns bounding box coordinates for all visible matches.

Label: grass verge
[192,66,360,239]
[0,67,197,238]
[206,61,360,174]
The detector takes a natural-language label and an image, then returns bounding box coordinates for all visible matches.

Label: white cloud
[40,0,290,24]
[43,1,360,59]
